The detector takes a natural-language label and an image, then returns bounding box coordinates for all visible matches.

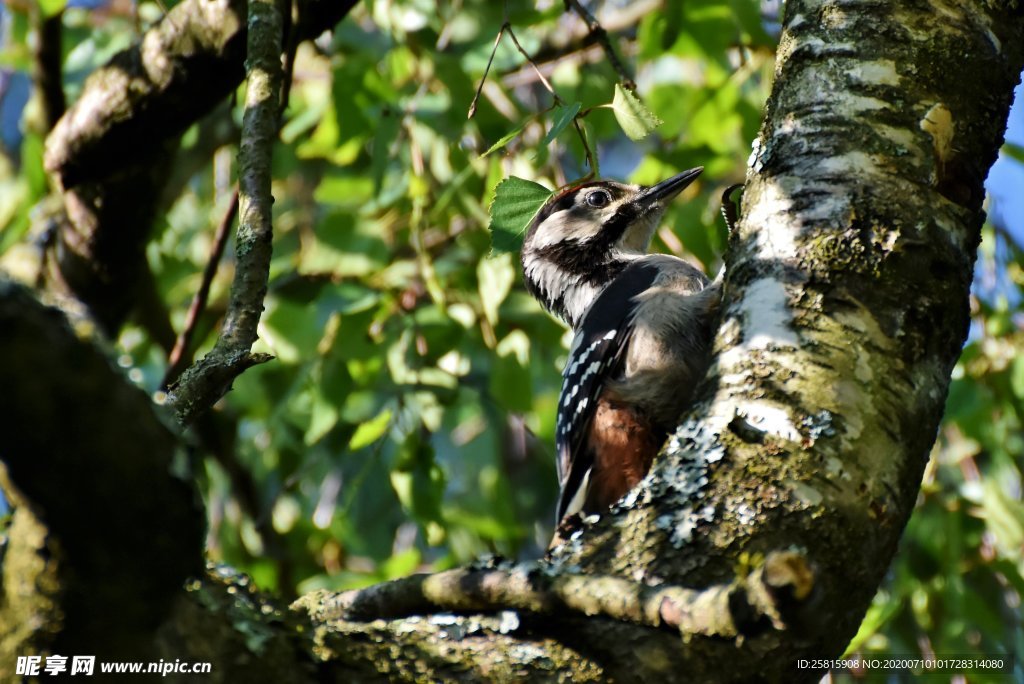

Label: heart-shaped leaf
[487,176,553,254]
[611,84,662,140]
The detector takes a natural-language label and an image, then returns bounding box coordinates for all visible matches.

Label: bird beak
[634,167,704,208]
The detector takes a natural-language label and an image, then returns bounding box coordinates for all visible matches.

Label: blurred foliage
[0,1,1021,679]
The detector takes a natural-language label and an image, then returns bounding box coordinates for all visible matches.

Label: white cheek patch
[530,212,608,249]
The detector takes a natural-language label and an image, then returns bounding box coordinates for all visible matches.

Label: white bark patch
[735,401,803,443]
[825,457,846,479]
[847,60,900,86]
[926,0,966,23]
[715,278,800,377]
[818,151,882,177]
[832,379,866,441]
[983,25,1001,53]
[854,349,874,383]
[837,93,890,114]
[820,4,849,28]
[747,136,769,173]
[788,69,891,118]
[787,35,855,58]
[932,214,969,253]
[715,352,805,392]
[742,277,800,349]
[876,124,919,152]
[743,182,800,259]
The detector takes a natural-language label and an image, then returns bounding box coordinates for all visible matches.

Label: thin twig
[469,19,598,172]
[571,118,598,175]
[162,189,239,389]
[505,25,564,104]
[505,23,599,173]
[564,0,636,90]
[468,23,507,118]
[202,0,280,356]
[279,0,300,122]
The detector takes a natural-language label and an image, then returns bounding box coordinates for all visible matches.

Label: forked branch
[296,551,815,640]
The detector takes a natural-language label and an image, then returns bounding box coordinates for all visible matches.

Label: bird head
[520,167,703,327]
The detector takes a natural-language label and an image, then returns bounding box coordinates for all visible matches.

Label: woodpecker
[520,168,723,526]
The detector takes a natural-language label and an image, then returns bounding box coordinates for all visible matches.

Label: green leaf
[843,592,902,655]
[611,84,663,140]
[477,253,515,325]
[1003,142,1024,164]
[261,299,324,364]
[541,102,582,146]
[21,133,46,200]
[487,176,552,254]
[305,388,340,445]
[1011,356,1024,399]
[481,121,527,158]
[728,0,776,46]
[489,331,533,412]
[381,548,422,579]
[349,409,393,450]
[390,433,446,543]
[299,210,388,276]
[39,0,67,17]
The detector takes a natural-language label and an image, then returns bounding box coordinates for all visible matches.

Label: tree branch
[300,551,814,640]
[45,0,354,187]
[164,0,284,426]
[31,7,65,132]
[41,0,356,334]
[564,0,635,89]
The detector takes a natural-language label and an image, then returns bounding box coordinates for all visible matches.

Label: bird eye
[586,190,610,207]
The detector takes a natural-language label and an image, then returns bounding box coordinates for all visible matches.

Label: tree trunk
[2,1,1023,682]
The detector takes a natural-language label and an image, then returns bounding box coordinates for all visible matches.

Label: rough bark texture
[0,282,205,678]
[3,1,1024,683]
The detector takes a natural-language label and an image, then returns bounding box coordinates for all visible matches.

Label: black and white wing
[554,260,661,522]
